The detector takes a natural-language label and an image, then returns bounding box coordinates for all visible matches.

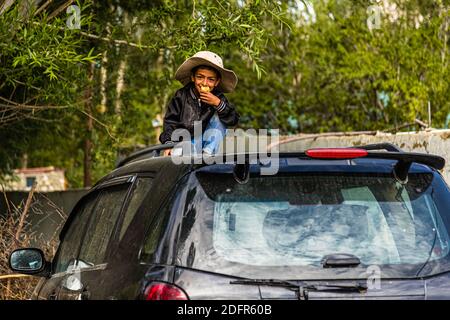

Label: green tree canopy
[1,0,449,187]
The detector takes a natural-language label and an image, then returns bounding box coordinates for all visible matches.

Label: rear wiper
[303,282,368,292]
[321,253,361,268]
[230,278,299,289]
[230,279,368,300]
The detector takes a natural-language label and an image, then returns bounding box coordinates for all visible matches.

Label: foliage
[0,0,449,187]
[0,2,97,181]
[233,0,450,132]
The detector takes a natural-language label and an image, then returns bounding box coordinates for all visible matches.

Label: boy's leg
[202,113,227,155]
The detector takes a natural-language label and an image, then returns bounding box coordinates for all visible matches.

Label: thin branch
[414,118,429,128]
[47,0,73,20]
[38,193,67,221]
[34,0,53,16]
[14,181,37,246]
[268,131,379,151]
[30,21,158,49]
[1,184,12,215]
[78,30,156,49]
[267,123,431,151]
[0,96,69,110]
[77,108,118,142]
[0,0,15,16]
[13,79,43,92]
[0,274,32,280]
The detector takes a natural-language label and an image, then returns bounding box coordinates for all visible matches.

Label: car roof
[96,155,192,186]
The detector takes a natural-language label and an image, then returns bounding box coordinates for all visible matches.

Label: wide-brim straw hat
[175,51,238,93]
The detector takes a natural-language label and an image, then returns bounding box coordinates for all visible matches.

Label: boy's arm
[215,95,240,127]
[159,96,182,144]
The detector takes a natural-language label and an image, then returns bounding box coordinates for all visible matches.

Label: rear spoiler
[116,142,445,184]
[229,143,445,184]
[359,143,444,183]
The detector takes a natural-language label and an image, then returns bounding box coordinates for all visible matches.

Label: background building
[2,166,67,192]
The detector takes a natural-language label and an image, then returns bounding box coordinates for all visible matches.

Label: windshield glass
[176,164,450,280]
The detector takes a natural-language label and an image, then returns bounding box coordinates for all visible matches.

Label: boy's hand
[199,92,221,107]
[162,149,171,156]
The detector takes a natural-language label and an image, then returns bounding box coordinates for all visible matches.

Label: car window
[211,177,448,267]
[53,192,99,274]
[140,181,183,262]
[176,170,450,280]
[118,177,154,241]
[77,184,130,267]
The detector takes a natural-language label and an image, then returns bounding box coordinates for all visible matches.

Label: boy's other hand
[199,92,221,107]
[162,149,171,156]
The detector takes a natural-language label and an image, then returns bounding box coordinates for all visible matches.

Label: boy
[159,51,239,155]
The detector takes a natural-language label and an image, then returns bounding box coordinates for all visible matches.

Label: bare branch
[30,20,159,49]
[0,184,12,215]
[33,0,52,16]
[14,181,37,246]
[76,108,118,142]
[414,118,429,128]
[0,274,32,280]
[78,30,156,49]
[0,96,70,110]
[47,0,73,20]
[0,0,15,15]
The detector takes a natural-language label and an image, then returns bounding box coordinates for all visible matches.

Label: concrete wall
[276,129,450,182]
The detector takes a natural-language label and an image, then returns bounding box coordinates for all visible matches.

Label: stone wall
[276,129,450,182]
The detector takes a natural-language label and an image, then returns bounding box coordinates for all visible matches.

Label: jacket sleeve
[215,95,239,127]
[159,95,182,144]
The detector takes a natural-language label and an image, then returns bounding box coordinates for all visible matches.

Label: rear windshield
[176,163,450,280]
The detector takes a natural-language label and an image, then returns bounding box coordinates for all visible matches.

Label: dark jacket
[159,83,239,144]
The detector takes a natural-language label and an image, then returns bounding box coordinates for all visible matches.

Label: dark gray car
[9,143,450,299]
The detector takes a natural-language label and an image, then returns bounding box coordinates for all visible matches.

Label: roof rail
[116,143,175,168]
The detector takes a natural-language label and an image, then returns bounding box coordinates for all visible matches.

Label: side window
[53,193,98,274]
[118,177,154,241]
[78,184,130,267]
[140,184,182,262]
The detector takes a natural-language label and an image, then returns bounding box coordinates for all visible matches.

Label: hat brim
[175,57,238,93]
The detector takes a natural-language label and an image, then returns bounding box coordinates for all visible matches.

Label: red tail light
[144,282,189,300]
[306,148,368,159]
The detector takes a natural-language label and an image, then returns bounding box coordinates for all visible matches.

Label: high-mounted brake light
[306,148,368,159]
[144,282,189,300]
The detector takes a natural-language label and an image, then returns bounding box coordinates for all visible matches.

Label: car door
[83,176,156,299]
[54,176,134,300]
[36,191,100,300]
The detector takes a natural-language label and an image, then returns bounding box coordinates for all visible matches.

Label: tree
[1,0,449,187]
[0,1,97,182]
[1,0,288,187]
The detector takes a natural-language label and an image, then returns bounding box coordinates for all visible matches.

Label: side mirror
[9,248,49,276]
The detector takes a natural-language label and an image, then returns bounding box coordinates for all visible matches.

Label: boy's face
[191,68,220,94]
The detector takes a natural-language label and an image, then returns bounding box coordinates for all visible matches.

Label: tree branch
[31,21,158,49]
[47,0,73,20]
[0,96,69,110]
[34,0,53,16]
[78,30,157,49]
